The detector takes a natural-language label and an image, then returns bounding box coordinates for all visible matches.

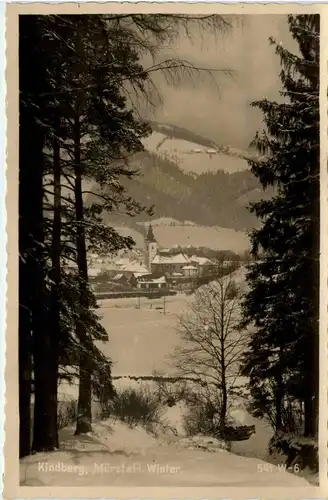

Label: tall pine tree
[241,15,319,438]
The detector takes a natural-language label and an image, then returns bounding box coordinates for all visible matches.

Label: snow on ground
[141,132,249,174]
[96,294,190,377]
[154,225,249,253]
[115,223,250,252]
[93,287,280,467]
[177,151,248,175]
[58,293,190,402]
[20,419,310,487]
[229,402,274,461]
[112,226,145,248]
[54,285,316,488]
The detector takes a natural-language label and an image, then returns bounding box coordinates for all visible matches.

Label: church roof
[145,224,157,243]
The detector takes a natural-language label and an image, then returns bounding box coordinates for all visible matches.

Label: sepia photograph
[4,4,324,495]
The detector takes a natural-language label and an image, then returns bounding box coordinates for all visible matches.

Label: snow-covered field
[20,418,310,487]
[58,293,190,401]
[116,223,250,253]
[58,286,272,467]
[33,288,318,488]
[97,293,190,377]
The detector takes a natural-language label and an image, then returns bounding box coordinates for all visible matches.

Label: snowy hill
[142,123,250,175]
[87,122,273,253]
[130,219,250,253]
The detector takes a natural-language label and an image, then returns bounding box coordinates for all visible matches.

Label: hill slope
[87,123,272,252]
[143,122,253,175]
[100,148,272,231]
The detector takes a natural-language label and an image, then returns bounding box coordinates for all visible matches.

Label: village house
[136,275,168,291]
[189,255,216,277]
[151,252,191,275]
[181,265,198,278]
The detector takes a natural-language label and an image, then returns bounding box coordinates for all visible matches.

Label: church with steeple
[144,224,158,272]
[142,222,214,278]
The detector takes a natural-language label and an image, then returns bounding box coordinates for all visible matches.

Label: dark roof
[145,224,157,243]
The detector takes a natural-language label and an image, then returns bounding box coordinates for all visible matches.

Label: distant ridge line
[149,120,218,150]
[112,374,206,385]
[147,120,258,161]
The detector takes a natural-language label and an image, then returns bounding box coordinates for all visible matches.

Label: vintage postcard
[4,2,328,499]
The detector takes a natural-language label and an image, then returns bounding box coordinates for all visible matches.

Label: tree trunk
[219,378,227,436]
[304,155,319,438]
[20,15,58,454]
[303,325,319,437]
[275,344,284,431]
[219,295,227,435]
[74,115,92,435]
[45,120,62,448]
[31,168,58,452]
[304,397,316,437]
[275,388,283,432]
[76,360,93,434]
[18,287,32,458]
[19,14,35,460]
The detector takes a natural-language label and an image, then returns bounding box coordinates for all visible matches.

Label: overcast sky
[143,15,297,150]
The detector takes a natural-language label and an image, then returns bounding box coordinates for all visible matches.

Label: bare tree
[171,269,249,436]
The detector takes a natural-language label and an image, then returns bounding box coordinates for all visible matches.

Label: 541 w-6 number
[257,463,300,473]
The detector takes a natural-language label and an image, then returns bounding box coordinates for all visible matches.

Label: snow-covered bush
[154,377,188,407]
[269,432,318,472]
[182,398,219,437]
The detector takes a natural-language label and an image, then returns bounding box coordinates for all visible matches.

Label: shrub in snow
[182,399,221,438]
[153,376,188,407]
[269,432,318,472]
[100,386,164,431]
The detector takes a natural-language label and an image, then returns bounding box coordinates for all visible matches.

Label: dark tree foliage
[19,13,150,450]
[19,15,59,455]
[241,15,319,437]
[47,15,152,434]
[19,12,231,455]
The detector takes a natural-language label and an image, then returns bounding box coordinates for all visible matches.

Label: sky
[143,15,298,150]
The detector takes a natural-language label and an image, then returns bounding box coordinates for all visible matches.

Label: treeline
[148,121,218,149]
[19,13,230,458]
[158,245,253,262]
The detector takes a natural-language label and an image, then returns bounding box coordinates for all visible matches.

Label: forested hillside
[93,148,273,232]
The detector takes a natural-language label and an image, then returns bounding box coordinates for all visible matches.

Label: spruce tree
[241,15,319,438]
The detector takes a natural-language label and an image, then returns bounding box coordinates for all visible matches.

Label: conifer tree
[241,15,319,437]
[19,13,232,453]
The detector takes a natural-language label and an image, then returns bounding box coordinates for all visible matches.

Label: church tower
[144,223,158,272]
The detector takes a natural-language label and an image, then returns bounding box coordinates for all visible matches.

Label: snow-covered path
[20,420,310,487]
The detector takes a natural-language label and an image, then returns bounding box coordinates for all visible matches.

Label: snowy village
[86,223,229,299]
